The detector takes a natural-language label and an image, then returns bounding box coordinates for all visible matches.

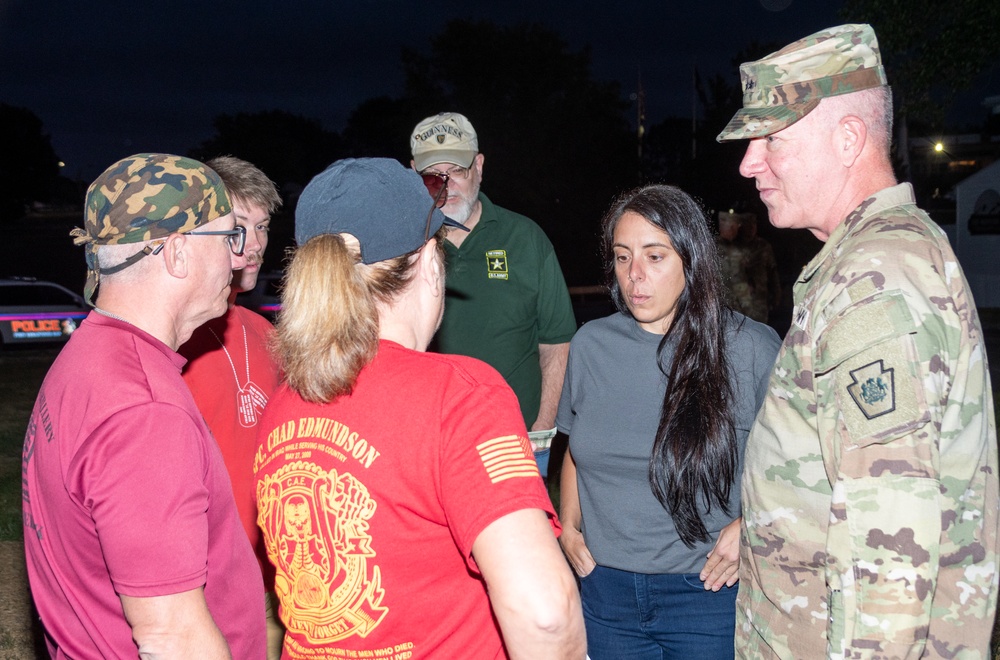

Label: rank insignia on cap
[847,360,895,419]
[486,249,508,280]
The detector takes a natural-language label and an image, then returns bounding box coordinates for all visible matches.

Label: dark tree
[341,96,423,163]
[0,104,61,221]
[643,42,781,215]
[191,110,344,192]
[841,0,1000,128]
[347,20,637,284]
[840,0,1000,178]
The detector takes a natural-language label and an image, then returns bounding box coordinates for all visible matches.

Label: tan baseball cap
[410,112,479,171]
[716,24,888,142]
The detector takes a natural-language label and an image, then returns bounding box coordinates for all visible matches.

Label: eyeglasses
[98,225,247,278]
[421,171,450,200]
[188,226,247,256]
[423,173,449,242]
[421,164,471,185]
[438,165,471,180]
[150,225,247,257]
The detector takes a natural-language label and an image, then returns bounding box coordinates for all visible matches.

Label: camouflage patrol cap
[70,153,232,304]
[716,24,888,142]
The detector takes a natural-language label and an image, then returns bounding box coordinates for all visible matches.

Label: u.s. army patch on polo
[847,360,895,419]
[486,249,508,280]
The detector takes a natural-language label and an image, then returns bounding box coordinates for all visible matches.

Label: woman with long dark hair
[558,185,780,658]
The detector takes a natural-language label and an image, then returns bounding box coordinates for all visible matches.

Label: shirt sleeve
[534,240,577,345]
[70,402,213,597]
[436,367,558,571]
[555,339,577,436]
[813,289,941,655]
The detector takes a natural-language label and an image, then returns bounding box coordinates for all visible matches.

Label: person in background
[180,155,285,658]
[254,157,585,659]
[737,212,781,324]
[558,185,780,659]
[715,210,753,319]
[410,112,577,477]
[23,153,265,658]
[717,23,998,657]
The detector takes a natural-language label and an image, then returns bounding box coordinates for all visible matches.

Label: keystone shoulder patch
[846,360,895,419]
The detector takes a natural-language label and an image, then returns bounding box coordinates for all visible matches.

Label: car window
[0,284,83,307]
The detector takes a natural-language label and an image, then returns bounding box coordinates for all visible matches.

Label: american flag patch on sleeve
[476,435,539,483]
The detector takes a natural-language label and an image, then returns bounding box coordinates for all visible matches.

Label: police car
[0,277,89,346]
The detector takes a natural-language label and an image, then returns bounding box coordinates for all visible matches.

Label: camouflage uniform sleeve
[812,278,992,658]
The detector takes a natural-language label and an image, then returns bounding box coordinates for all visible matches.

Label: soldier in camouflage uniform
[717,210,755,319]
[717,24,999,659]
[738,213,781,324]
[23,154,267,657]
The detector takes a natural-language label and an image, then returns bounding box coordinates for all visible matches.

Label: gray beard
[445,200,476,225]
[445,190,478,225]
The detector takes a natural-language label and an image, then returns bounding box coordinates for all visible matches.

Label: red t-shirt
[181,305,281,585]
[23,313,265,659]
[254,340,557,659]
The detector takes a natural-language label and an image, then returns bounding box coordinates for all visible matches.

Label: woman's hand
[559,526,597,578]
[558,448,596,579]
[699,517,741,591]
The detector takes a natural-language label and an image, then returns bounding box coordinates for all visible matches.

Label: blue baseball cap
[295,158,465,264]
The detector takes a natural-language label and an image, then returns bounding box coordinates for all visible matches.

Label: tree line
[5,9,998,284]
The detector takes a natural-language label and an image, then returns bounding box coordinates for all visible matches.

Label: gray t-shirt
[556,311,780,574]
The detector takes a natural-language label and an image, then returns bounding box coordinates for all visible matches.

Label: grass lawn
[0,348,57,542]
[0,347,56,658]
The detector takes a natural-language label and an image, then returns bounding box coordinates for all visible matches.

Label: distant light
[58,161,65,168]
[934,142,944,153]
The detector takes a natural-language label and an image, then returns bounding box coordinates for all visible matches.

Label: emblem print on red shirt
[257,462,388,643]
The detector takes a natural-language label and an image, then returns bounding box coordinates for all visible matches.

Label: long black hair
[601,184,737,547]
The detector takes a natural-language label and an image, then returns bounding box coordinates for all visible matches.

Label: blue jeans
[534,448,550,478]
[580,565,736,659]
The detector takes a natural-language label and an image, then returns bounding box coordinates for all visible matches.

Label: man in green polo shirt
[410,112,577,477]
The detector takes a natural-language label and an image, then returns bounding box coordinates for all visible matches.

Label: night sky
[2,0,996,181]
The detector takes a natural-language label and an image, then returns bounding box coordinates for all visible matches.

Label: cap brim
[413,149,476,172]
[426,207,470,236]
[442,215,469,233]
[715,100,820,142]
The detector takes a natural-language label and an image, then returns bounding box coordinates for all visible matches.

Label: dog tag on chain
[238,381,269,427]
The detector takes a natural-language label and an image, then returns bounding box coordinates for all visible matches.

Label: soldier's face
[719,219,739,241]
[738,103,844,240]
[612,211,686,335]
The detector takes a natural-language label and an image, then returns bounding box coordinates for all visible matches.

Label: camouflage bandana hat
[70,153,232,305]
[716,23,888,142]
